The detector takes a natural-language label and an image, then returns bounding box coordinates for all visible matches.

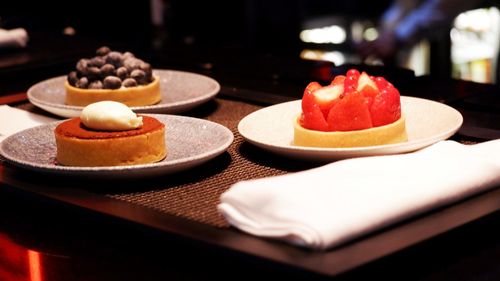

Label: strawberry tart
[294,69,407,148]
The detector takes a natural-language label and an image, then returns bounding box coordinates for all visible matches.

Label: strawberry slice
[327,91,373,131]
[344,69,360,91]
[370,86,401,127]
[357,72,379,108]
[374,76,388,89]
[330,75,345,86]
[300,83,329,131]
[312,84,344,116]
[346,69,360,79]
[304,81,322,95]
[357,72,378,94]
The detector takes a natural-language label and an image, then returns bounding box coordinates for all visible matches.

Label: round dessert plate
[27,69,220,118]
[238,96,463,161]
[0,114,233,178]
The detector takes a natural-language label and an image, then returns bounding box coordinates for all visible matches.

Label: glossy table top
[1,33,500,280]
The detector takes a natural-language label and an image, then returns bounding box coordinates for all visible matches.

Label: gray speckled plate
[27,69,220,118]
[238,96,463,161]
[0,114,233,178]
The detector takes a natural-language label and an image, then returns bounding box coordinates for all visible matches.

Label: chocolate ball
[87,66,101,81]
[90,56,105,68]
[131,69,147,85]
[105,51,123,67]
[76,59,90,76]
[67,71,79,86]
[100,64,115,78]
[122,78,138,88]
[88,80,103,89]
[96,46,111,56]
[116,67,129,80]
[103,76,122,89]
[76,77,89,89]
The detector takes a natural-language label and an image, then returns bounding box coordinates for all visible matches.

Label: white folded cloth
[0,105,56,142]
[218,140,500,250]
[0,28,29,49]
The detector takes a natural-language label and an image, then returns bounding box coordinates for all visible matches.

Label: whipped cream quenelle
[80,101,143,131]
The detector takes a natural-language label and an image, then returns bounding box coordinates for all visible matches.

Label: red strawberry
[304,81,322,94]
[327,91,373,131]
[374,76,388,89]
[346,69,360,79]
[299,69,402,132]
[331,75,345,86]
[311,84,343,116]
[300,83,329,131]
[357,72,379,108]
[370,86,401,127]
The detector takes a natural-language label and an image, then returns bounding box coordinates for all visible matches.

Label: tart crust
[65,76,161,106]
[294,115,408,148]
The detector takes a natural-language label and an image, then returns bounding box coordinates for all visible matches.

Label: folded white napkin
[218,140,500,250]
[0,28,29,49]
[0,105,56,142]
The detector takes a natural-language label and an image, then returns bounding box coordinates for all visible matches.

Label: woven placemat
[97,98,319,228]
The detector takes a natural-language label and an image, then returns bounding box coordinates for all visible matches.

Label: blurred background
[0,0,498,85]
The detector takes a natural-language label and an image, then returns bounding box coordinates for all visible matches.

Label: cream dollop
[80,101,143,131]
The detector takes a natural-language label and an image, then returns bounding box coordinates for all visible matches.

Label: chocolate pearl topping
[87,67,101,81]
[131,69,147,85]
[96,46,111,56]
[67,47,154,89]
[105,51,123,68]
[103,76,122,89]
[116,67,129,80]
[67,71,79,86]
[100,64,115,77]
[88,80,103,89]
[76,77,89,89]
[122,78,138,88]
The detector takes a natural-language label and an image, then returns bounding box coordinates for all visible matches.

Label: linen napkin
[218,140,500,250]
[0,105,56,142]
[0,28,29,49]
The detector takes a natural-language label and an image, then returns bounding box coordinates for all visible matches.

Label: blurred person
[357,0,498,78]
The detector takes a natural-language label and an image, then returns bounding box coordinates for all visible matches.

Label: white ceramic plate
[238,96,463,161]
[0,114,233,178]
[27,69,220,118]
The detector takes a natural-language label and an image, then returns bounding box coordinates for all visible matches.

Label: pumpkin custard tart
[55,101,166,166]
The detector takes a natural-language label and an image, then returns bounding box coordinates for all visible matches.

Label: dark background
[0,0,391,51]
[0,0,396,97]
